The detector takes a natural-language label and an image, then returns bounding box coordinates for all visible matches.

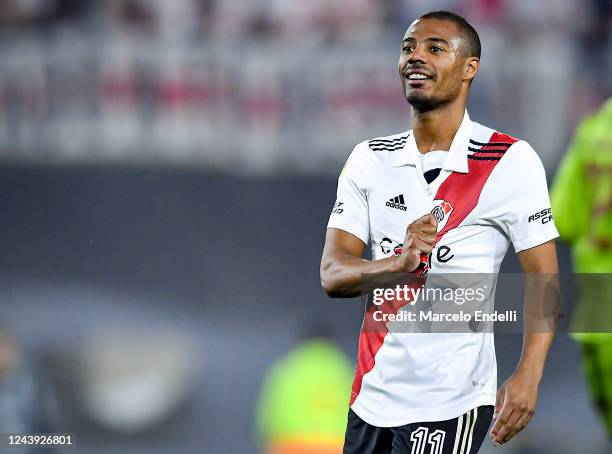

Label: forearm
[514,332,554,382]
[491,279,557,445]
[320,253,402,298]
[514,241,559,382]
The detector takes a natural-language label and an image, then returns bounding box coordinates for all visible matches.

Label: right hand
[396,213,438,272]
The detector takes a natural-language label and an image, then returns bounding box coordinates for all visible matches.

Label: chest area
[367,166,506,269]
[368,166,454,237]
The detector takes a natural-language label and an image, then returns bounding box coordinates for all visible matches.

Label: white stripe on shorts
[465,408,478,454]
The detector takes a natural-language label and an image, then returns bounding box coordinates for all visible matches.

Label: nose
[408,45,427,65]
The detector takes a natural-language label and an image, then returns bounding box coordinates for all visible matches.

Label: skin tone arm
[320,214,438,298]
[491,240,559,445]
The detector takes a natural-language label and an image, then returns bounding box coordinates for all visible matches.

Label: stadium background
[0,0,610,453]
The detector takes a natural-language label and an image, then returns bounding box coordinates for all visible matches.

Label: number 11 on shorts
[410,427,446,454]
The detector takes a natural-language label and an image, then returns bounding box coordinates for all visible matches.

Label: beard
[402,76,461,113]
[405,89,450,113]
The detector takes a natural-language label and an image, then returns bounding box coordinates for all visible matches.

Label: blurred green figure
[256,339,353,454]
[551,98,612,438]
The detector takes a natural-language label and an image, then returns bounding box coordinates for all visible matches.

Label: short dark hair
[418,11,481,59]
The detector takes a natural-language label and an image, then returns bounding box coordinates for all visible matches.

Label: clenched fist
[395,213,438,273]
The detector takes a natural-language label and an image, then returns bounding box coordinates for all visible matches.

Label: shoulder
[343,130,411,171]
[350,130,411,158]
[573,102,612,145]
[365,130,411,152]
[471,122,543,170]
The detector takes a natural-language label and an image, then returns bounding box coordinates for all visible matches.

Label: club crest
[431,200,453,231]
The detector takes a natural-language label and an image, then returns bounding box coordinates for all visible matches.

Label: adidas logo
[386,194,407,211]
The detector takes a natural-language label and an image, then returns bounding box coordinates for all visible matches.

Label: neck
[411,97,466,154]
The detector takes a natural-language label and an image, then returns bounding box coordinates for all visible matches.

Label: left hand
[490,371,539,445]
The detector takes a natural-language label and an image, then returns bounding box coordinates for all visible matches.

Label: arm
[491,240,559,445]
[320,214,438,298]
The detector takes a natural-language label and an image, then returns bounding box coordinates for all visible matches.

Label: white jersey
[327,111,559,427]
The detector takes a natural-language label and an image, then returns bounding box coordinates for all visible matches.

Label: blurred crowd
[1,0,609,45]
[0,0,610,172]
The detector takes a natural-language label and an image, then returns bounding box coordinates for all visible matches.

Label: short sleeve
[482,141,559,253]
[327,142,370,245]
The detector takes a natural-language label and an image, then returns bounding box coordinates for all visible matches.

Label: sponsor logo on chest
[386,194,407,211]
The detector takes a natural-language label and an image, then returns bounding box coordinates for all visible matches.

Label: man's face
[398,18,476,111]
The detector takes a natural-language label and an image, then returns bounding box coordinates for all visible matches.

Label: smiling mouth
[407,74,433,81]
[405,76,433,89]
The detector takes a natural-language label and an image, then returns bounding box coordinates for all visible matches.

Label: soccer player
[551,98,612,438]
[320,11,559,453]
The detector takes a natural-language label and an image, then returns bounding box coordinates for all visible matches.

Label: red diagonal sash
[349,132,517,406]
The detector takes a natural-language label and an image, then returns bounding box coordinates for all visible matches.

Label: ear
[464,57,480,83]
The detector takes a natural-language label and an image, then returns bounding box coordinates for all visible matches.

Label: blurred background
[0,0,611,453]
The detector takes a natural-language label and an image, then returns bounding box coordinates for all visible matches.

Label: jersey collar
[391,110,472,173]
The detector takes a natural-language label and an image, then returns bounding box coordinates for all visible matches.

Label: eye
[402,46,414,53]
[431,46,444,53]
